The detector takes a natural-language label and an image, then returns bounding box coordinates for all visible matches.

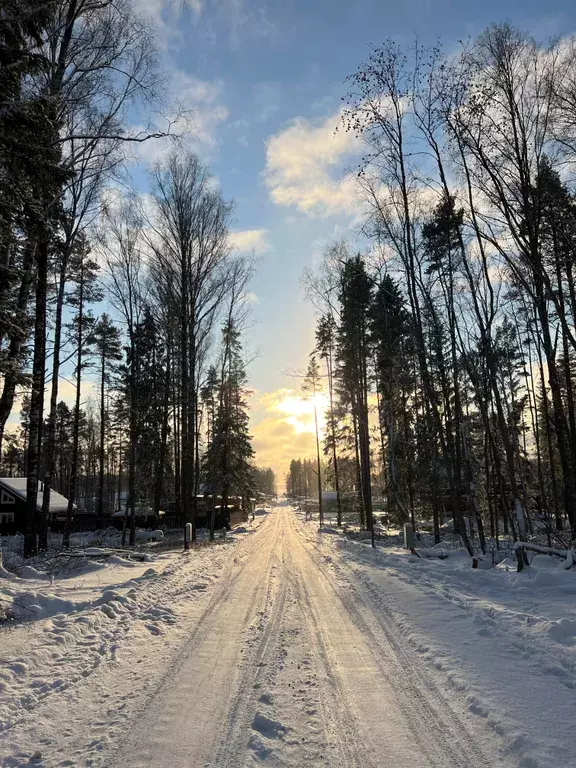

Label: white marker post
[184,522,192,551]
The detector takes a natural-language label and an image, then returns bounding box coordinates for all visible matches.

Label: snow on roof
[0,478,71,513]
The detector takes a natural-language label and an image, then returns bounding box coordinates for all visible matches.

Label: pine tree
[63,246,100,547]
[338,255,374,538]
[119,306,167,511]
[316,314,342,525]
[201,366,221,450]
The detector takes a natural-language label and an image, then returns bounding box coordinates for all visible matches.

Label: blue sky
[135,0,575,475]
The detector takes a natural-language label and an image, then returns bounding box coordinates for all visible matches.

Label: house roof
[0,478,71,513]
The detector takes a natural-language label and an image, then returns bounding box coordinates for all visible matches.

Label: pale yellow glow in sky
[250,388,330,480]
[273,392,329,435]
[5,379,329,491]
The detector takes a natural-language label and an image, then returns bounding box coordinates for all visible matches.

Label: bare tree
[147,150,234,540]
[98,199,147,546]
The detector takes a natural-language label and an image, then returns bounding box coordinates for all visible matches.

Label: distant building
[0,477,73,533]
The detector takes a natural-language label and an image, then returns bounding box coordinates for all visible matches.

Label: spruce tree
[91,314,123,523]
[302,354,324,525]
[370,274,414,525]
[203,322,255,538]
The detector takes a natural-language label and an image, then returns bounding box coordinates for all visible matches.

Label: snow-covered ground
[306,523,576,768]
[0,521,262,767]
[1,506,575,767]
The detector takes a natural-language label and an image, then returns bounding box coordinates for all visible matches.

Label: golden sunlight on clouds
[250,388,329,481]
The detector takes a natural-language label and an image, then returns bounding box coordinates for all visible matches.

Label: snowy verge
[0,513,268,764]
[297,513,576,768]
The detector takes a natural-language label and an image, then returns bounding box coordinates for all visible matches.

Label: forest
[4,3,576,566]
[0,0,275,557]
[287,24,576,564]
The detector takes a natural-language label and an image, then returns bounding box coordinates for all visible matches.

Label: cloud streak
[229,228,270,254]
[130,72,229,164]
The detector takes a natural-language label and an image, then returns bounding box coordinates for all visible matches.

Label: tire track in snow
[107,510,286,768]
[290,513,493,768]
[283,554,373,768]
[207,536,289,767]
[216,511,371,768]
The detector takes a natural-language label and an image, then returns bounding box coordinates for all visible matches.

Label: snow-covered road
[108,507,498,768]
[3,505,575,767]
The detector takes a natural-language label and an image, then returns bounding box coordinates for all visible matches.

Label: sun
[273,392,329,436]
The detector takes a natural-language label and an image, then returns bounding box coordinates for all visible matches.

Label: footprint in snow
[248,733,273,760]
[251,713,289,740]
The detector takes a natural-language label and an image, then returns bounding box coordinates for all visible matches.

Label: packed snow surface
[1,506,575,767]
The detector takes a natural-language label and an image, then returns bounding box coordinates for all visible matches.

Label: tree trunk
[40,249,69,548]
[534,286,576,539]
[313,401,323,526]
[98,349,105,524]
[25,239,48,558]
[128,333,137,546]
[154,347,170,516]
[325,351,342,526]
[0,242,35,455]
[64,263,85,548]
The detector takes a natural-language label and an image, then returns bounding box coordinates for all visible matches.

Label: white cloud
[244,291,260,304]
[250,389,321,479]
[173,72,229,147]
[264,108,361,218]
[229,229,270,254]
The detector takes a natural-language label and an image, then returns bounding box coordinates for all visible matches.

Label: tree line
[286,458,323,501]
[295,24,576,563]
[0,1,267,556]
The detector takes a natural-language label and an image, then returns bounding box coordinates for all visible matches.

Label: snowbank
[297,511,576,768]
[0,514,262,757]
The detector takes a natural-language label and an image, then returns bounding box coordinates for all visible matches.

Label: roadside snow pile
[0,527,243,744]
[10,590,90,620]
[0,554,159,625]
[135,529,164,542]
[0,563,156,732]
[228,511,269,538]
[325,529,576,638]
